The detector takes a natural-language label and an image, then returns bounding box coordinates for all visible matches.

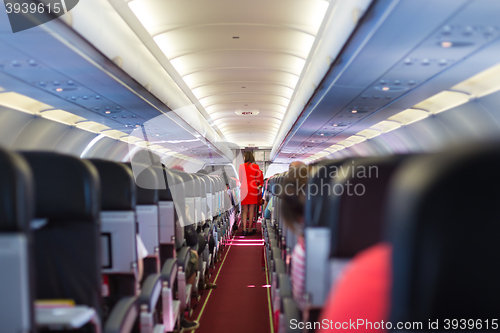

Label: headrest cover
[159,166,173,201]
[197,176,207,198]
[329,156,405,258]
[388,146,500,324]
[164,169,187,228]
[170,169,195,197]
[304,159,347,227]
[21,152,100,221]
[191,174,202,196]
[134,165,159,205]
[0,149,34,232]
[89,159,136,211]
[198,174,213,193]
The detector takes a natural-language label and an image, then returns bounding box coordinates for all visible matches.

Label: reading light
[441,41,453,48]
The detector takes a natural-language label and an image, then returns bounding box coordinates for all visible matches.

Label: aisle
[192,228,272,333]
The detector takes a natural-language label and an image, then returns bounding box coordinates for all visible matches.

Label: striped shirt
[291,237,306,310]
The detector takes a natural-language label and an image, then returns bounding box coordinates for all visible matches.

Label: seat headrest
[329,156,405,258]
[191,174,202,197]
[388,146,500,323]
[0,149,34,232]
[304,159,348,227]
[164,169,187,226]
[159,166,173,201]
[21,152,100,221]
[135,166,159,205]
[196,176,207,198]
[197,173,213,193]
[170,170,195,197]
[89,159,136,211]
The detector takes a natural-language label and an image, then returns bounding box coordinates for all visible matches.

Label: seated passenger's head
[280,165,310,236]
[289,161,305,170]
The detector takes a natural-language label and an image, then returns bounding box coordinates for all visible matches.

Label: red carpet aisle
[190,229,272,333]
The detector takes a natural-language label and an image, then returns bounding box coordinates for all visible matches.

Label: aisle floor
[188,228,272,333]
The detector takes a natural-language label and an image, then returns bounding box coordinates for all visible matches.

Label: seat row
[0,148,238,333]
[263,145,500,332]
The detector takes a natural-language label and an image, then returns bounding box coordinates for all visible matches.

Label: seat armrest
[161,258,178,292]
[176,246,190,270]
[283,298,301,333]
[272,246,281,261]
[104,297,138,333]
[279,273,292,300]
[274,258,286,275]
[138,274,162,312]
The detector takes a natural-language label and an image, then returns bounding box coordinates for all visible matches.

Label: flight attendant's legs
[248,204,255,234]
[242,204,249,234]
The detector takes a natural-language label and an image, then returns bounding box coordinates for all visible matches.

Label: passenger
[279,165,311,310]
[262,177,271,219]
[289,160,305,170]
[196,225,217,289]
[183,224,201,331]
[317,243,391,333]
[238,151,263,236]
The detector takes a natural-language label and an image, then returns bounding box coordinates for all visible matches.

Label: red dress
[239,162,263,205]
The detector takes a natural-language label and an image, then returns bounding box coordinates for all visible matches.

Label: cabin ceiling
[272,0,500,162]
[125,0,331,148]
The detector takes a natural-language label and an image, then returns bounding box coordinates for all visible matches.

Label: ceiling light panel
[452,62,500,97]
[388,108,430,125]
[413,91,470,114]
[77,121,111,133]
[0,92,53,114]
[40,110,87,125]
[129,0,329,147]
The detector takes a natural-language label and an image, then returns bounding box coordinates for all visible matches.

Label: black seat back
[21,152,102,318]
[90,159,137,307]
[304,159,346,227]
[90,159,136,211]
[164,169,185,250]
[0,149,35,333]
[329,156,405,258]
[388,146,500,325]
